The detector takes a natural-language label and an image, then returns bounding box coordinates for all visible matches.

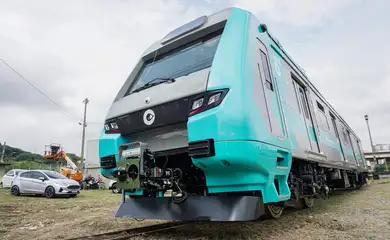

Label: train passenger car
[99,7,368,221]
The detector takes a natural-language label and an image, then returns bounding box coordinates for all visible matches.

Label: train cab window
[316,101,330,131]
[260,50,274,91]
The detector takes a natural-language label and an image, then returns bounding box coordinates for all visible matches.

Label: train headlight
[189,89,229,116]
[191,98,204,110]
[207,93,221,105]
[110,122,119,129]
[104,121,121,134]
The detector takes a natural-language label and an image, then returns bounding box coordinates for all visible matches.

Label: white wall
[85,139,100,168]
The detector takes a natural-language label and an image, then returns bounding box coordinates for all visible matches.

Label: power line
[0,57,79,120]
[87,122,104,125]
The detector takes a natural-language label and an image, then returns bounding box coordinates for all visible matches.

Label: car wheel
[11,185,20,196]
[0,182,3,188]
[45,186,56,198]
[111,183,121,194]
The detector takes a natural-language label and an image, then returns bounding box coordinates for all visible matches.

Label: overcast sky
[0,0,389,156]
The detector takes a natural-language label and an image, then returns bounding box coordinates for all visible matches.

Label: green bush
[374,163,388,174]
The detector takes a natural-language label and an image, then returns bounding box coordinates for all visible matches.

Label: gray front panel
[128,123,188,152]
[106,68,210,119]
[115,195,264,221]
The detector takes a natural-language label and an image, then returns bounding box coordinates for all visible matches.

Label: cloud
[0,0,388,156]
[0,0,212,154]
[232,0,355,26]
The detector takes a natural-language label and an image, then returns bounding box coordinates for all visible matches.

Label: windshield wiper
[132,77,175,93]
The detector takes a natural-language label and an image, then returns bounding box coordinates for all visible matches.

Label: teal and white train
[99,7,368,221]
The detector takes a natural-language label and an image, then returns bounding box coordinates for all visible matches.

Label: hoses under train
[172,180,188,204]
[172,191,188,204]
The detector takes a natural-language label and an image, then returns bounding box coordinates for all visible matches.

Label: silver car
[11,170,80,198]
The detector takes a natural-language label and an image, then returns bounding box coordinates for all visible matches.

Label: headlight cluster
[189,89,228,116]
[104,121,120,134]
[103,89,229,134]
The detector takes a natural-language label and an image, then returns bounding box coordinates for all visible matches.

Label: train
[99,7,369,221]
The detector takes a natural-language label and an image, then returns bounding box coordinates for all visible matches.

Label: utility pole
[0,142,6,163]
[80,98,89,169]
[364,115,378,164]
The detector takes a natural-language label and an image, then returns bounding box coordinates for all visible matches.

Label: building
[364,144,390,179]
[84,139,111,189]
[364,144,390,170]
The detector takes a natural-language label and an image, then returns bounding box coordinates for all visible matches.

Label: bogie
[263,203,284,219]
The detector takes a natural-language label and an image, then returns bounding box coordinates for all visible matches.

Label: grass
[145,183,390,240]
[1,181,389,240]
[0,189,160,240]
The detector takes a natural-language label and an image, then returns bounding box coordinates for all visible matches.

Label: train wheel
[300,196,314,208]
[264,203,284,219]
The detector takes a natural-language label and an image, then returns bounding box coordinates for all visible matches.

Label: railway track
[66,221,193,240]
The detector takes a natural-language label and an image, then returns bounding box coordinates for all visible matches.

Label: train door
[256,38,285,139]
[330,113,346,161]
[293,79,320,152]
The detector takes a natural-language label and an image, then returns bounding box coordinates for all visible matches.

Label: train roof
[138,7,362,141]
[141,8,233,59]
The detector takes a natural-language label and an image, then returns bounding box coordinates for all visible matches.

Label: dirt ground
[0,180,389,240]
[0,190,162,240]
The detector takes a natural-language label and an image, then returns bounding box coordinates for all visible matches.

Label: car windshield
[15,171,22,175]
[125,31,222,95]
[44,171,68,179]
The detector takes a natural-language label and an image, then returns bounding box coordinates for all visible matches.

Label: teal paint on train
[99,130,129,179]
[192,141,291,202]
[98,7,367,205]
[188,8,252,142]
[189,8,292,203]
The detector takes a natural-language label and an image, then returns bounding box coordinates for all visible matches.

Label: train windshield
[126,32,222,95]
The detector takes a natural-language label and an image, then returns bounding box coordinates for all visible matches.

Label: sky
[0,0,389,155]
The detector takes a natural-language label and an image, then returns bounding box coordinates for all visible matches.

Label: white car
[109,180,121,194]
[1,169,25,188]
[11,170,80,198]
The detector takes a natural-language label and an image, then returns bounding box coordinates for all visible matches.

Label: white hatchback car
[109,180,121,194]
[1,169,25,188]
[11,170,80,198]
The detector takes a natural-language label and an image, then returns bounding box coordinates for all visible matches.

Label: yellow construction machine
[43,144,83,182]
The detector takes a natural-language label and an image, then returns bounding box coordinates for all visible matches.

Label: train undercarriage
[263,160,367,219]
[109,142,367,221]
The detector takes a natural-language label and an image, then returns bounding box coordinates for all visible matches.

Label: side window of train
[259,50,274,91]
[316,101,330,131]
[329,113,340,139]
[298,87,310,119]
[341,126,350,146]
